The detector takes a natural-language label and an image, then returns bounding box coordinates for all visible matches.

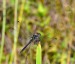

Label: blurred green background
[0,0,75,64]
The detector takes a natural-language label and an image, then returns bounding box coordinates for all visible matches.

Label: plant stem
[0,0,6,63]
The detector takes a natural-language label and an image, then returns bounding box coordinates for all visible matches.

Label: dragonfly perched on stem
[20,33,41,53]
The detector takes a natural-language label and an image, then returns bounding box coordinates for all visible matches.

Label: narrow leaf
[36,42,42,64]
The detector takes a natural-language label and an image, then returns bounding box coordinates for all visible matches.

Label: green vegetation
[36,42,42,64]
[0,0,6,63]
[0,0,75,64]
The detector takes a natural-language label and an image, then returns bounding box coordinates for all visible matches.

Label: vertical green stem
[9,0,18,64]
[0,0,6,63]
[36,42,42,64]
[13,0,18,63]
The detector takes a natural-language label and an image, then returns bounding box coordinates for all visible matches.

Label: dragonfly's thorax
[31,33,41,43]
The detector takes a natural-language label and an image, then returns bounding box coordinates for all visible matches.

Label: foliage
[0,0,75,64]
[36,43,42,64]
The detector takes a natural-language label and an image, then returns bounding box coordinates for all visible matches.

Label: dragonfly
[20,33,41,53]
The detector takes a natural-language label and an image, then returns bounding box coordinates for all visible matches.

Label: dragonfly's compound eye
[33,33,40,39]
[33,33,41,44]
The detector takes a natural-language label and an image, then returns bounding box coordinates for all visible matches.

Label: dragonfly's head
[32,33,41,43]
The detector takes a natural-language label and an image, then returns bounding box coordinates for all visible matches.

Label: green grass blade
[9,0,18,64]
[36,42,42,64]
[0,0,6,63]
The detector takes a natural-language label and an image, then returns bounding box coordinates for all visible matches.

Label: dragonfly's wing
[20,33,41,53]
[20,38,33,53]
